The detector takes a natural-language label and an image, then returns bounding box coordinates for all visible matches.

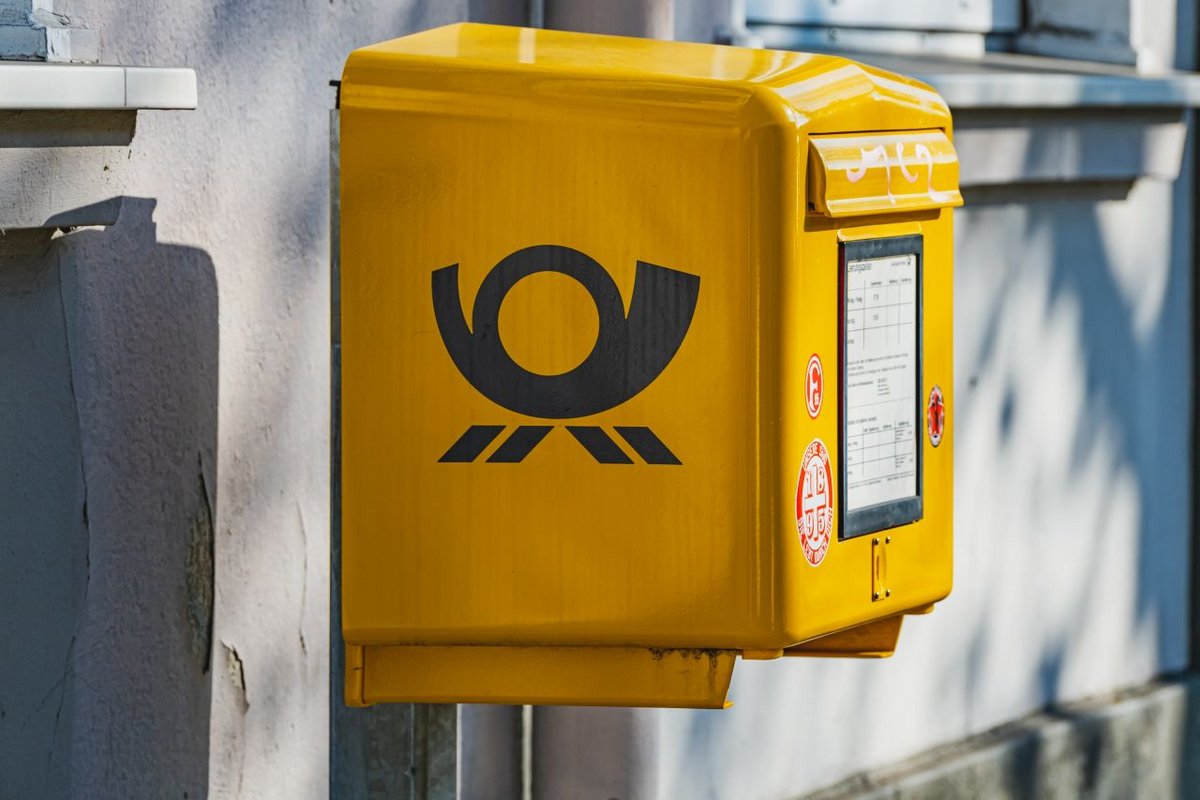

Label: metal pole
[543,0,673,40]
[717,0,764,47]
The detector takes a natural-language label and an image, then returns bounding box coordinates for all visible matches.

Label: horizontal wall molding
[923,69,1200,109]
[952,107,1188,187]
[804,673,1200,800]
[747,43,1200,109]
[0,63,197,110]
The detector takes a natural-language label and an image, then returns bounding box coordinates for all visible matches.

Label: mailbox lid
[341,23,953,132]
[809,130,964,217]
[346,22,851,84]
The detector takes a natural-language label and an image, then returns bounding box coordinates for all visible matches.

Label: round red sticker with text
[927,385,946,447]
[796,438,834,566]
[805,354,824,419]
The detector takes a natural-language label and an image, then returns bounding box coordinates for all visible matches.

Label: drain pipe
[718,0,764,47]
[539,0,760,47]
[543,0,673,40]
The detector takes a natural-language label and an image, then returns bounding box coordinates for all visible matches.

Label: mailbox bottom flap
[349,644,738,709]
[782,614,905,659]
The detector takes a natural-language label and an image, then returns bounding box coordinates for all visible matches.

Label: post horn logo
[432,244,700,465]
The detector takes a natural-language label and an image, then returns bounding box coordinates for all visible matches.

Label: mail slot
[339,23,960,709]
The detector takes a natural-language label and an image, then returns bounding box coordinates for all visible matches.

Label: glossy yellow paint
[339,23,958,708]
[783,614,905,658]
[809,130,963,217]
[352,646,738,708]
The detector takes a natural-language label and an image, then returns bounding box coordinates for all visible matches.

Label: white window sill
[824,51,1200,110]
[0,62,196,110]
[846,53,1200,187]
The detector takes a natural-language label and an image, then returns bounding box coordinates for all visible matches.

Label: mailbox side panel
[339,65,780,649]
[779,209,954,645]
[772,134,960,647]
[717,59,961,647]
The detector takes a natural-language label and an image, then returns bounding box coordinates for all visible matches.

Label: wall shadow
[0,229,90,800]
[0,197,218,798]
[644,105,1198,797]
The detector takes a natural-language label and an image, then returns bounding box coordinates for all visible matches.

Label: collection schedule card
[844,252,918,514]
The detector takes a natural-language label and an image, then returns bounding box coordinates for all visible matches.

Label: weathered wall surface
[0,231,92,800]
[1,1,465,796]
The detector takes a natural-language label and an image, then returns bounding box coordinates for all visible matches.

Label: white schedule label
[845,253,918,512]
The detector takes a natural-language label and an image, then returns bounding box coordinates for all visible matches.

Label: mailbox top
[342,23,953,132]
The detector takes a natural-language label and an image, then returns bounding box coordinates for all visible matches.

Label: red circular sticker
[795,438,834,566]
[927,385,946,447]
[805,354,824,419]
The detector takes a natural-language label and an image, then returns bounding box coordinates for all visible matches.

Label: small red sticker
[796,438,834,567]
[927,385,946,447]
[805,354,824,419]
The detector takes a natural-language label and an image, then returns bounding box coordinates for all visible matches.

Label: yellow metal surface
[783,615,904,658]
[347,645,737,709]
[340,23,956,708]
[809,130,963,217]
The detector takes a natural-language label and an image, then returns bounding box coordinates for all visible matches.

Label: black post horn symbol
[432,245,700,464]
[432,244,700,418]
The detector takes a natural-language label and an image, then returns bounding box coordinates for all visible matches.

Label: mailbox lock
[872,537,892,602]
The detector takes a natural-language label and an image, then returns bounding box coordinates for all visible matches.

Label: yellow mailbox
[339,23,961,708]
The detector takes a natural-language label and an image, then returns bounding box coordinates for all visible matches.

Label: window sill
[826,51,1200,110]
[0,62,196,110]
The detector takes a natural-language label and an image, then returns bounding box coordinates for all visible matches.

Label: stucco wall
[1,1,468,796]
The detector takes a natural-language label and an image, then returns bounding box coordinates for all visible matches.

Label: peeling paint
[296,502,308,656]
[223,642,249,713]
[186,459,215,673]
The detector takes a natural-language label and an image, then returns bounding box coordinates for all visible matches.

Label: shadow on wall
[0,197,218,798]
[642,117,1195,799]
[939,121,1194,796]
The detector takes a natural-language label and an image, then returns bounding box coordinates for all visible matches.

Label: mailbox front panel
[340,55,785,649]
